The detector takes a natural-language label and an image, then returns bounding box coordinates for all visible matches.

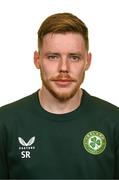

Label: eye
[70,55,81,62]
[47,55,58,60]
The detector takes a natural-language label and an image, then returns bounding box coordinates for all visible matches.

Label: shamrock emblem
[83,131,106,155]
[90,136,101,148]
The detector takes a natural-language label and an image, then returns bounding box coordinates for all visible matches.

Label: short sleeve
[114,115,119,178]
[0,114,9,179]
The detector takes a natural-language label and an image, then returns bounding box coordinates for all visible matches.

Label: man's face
[34,33,91,101]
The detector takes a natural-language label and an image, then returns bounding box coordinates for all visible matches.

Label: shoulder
[83,90,119,115]
[92,95,118,112]
[0,91,38,122]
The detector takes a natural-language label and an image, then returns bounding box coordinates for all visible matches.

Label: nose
[59,57,69,73]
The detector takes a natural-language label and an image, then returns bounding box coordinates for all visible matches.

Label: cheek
[41,62,56,77]
[45,60,59,70]
[72,65,85,76]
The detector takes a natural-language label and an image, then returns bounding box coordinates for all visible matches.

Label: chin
[49,87,79,102]
[42,78,81,101]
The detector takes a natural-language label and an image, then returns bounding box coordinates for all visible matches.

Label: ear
[34,51,40,69]
[85,52,92,70]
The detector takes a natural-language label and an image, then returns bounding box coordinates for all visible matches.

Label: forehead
[41,33,86,52]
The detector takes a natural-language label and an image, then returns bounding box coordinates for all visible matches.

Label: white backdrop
[0,0,119,107]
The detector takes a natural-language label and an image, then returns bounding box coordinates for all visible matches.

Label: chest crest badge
[83,131,106,155]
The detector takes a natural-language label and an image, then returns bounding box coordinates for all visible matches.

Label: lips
[55,79,73,82]
[53,79,74,87]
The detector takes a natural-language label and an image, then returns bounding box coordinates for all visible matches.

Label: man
[0,12,119,179]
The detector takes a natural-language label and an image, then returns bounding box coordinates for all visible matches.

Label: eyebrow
[69,52,83,57]
[44,51,83,56]
[44,52,60,56]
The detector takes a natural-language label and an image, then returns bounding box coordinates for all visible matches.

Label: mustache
[50,74,77,82]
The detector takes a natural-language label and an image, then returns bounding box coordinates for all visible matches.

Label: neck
[38,88,83,114]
